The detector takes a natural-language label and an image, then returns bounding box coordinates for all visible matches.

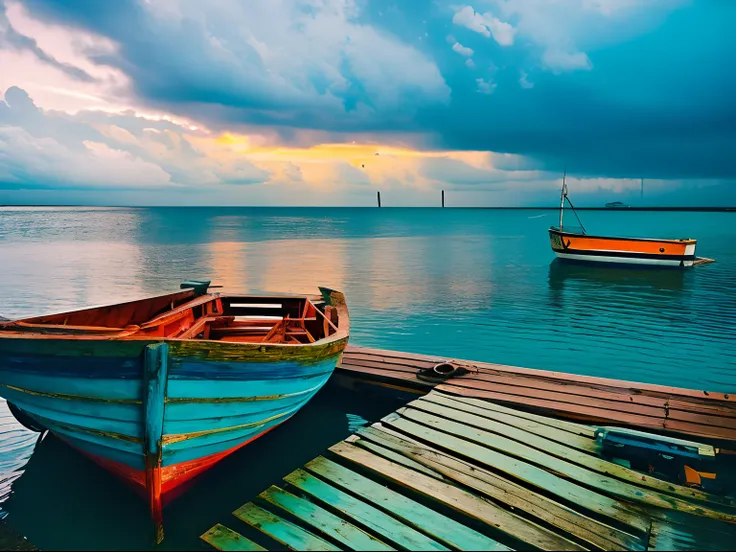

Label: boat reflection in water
[547,258,688,293]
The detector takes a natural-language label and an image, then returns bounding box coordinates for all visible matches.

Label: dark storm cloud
[16,0,736,181]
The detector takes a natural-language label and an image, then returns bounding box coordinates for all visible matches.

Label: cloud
[0,2,96,83]
[2,0,735,198]
[0,86,269,190]
[541,49,592,73]
[519,71,534,89]
[476,77,496,94]
[452,5,515,46]
[22,0,451,132]
[451,41,473,57]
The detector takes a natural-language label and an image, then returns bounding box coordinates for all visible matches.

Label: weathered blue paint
[0,342,342,480]
[143,343,168,457]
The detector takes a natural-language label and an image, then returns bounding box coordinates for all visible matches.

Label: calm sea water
[0,206,734,549]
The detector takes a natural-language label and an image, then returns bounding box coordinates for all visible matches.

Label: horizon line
[1,205,735,212]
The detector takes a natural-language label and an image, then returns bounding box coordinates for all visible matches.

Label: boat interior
[0,289,342,344]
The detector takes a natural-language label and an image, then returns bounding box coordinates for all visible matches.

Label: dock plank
[339,346,736,444]
[422,392,600,452]
[437,384,736,442]
[376,414,650,533]
[432,391,598,437]
[344,346,734,403]
[328,442,588,551]
[200,524,267,552]
[233,503,340,551]
[356,425,646,552]
[346,435,446,480]
[409,396,734,508]
[283,469,450,551]
[391,408,736,524]
[259,486,394,551]
[305,456,512,551]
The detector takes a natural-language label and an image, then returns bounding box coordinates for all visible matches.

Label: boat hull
[0,336,346,538]
[549,228,697,268]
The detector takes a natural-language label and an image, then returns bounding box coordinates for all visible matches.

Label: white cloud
[452,6,516,46]
[465,59,476,68]
[519,71,534,88]
[0,126,173,189]
[541,49,593,73]
[0,86,269,190]
[476,77,497,94]
[452,41,474,57]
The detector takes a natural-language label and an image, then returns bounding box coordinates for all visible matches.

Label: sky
[0,0,734,207]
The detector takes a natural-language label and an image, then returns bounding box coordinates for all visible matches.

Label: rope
[416,360,480,383]
[565,197,587,235]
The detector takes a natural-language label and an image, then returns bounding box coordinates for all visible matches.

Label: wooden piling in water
[441,190,445,208]
[377,191,381,208]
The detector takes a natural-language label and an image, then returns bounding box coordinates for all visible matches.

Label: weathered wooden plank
[345,346,735,403]
[200,524,267,552]
[328,442,588,551]
[432,391,598,437]
[356,425,645,552]
[439,378,668,419]
[284,469,450,551]
[336,365,425,384]
[376,415,649,533]
[436,384,698,437]
[259,486,394,551]
[233,503,340,551]
[408,399,734,508]
[346,435,446,480]
[391,409,736,524]
[340,356,435,373]
[459,371,671,409]
[143,342,168,544]
[421,393,599,452]
[304,456,510,551]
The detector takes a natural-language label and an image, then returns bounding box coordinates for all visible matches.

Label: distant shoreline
[1,205,735,212]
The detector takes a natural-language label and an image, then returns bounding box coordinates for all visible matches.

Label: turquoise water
[0,206,734,548]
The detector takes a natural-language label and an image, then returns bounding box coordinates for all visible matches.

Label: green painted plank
[357,426,645,552]
[284,469,450,552]
[326,443,586,551]
[433,390,597,437]
[421,393,600,453]
[411,397,734,509]
[233,503,340,551]
[260,486,394,551]
[350,437,445,481]
[200,524,267,552]
[378,414,649,533]
[393,407,736,524]
[304,456,510,551]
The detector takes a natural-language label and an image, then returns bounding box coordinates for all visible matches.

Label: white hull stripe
[554,252,694,267]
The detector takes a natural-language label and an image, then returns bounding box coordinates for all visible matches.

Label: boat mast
[559,168,567,230]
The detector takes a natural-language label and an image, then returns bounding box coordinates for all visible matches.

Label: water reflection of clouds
[0,242,147,318]
[205,238,347,295]
[201,234,495,314]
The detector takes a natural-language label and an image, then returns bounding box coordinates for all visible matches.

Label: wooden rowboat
[0,281,349,542]
[550,174,697,267]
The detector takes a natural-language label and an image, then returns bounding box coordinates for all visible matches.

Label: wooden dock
[201,389,736,551]
[334,346,736,446]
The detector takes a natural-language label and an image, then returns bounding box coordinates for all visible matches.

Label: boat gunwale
[549,227,697,245]
[0,288,350,349]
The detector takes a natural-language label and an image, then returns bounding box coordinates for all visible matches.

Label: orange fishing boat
[549,175,697,268]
